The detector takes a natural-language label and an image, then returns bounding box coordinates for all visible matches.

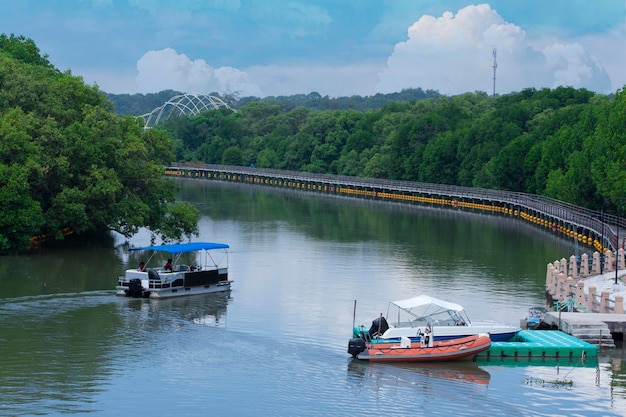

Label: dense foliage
[156,86,626,215]
[0,34,200,254]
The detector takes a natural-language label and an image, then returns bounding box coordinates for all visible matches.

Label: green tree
[0,35,199,253]
[222,146,243,165]
[589,89,626,213]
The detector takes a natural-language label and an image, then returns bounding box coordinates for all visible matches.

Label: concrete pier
[541,311,626,346]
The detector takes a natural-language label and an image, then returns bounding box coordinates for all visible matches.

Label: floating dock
[475,330,598,364]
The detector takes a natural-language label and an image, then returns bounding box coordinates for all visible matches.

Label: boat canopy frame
[386,295,471,327]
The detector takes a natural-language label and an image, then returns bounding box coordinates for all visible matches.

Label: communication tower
[492,49,497,96]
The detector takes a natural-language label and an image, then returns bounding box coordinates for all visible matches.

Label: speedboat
[352,295,520,343]
[348,333,492,363]
[116,242,231,299]
[525,306,548,329]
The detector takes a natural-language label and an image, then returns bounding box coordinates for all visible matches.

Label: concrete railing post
[600,290,610,313]
[566,276,574,300]
[560,257,568,275]
[580,253,589,277]
[588,286,597,312]
[592,252,601,275]
[615,295,624,315]
[559,273,567,300]
[546,263,554,294]
[551,265,560,296]
[605,249,614,272]
[576,280,585,307]
[619,248,625,271]
[569,255,578,278]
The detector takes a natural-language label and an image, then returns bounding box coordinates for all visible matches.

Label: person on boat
[423,323,433,348]
[163,259,173,272]
[138,262,146,271]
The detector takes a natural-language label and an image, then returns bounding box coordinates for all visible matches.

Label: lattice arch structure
[141,93,237,128]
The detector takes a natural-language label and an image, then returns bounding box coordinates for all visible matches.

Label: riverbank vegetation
[145,83,625,217]
[0,35,199,254]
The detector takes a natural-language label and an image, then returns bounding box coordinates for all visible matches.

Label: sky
[1,1,625,98]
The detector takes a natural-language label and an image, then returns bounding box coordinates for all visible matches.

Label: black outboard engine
[347,338,367,358]
[368,316,389,339]
[126,278,144,298]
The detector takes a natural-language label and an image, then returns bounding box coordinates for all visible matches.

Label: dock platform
[475,330,598,363]
[541,312,626,346]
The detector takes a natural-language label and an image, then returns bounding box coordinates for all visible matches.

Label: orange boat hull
[357,334,491,363]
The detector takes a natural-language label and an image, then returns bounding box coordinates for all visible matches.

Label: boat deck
[475,330,598,363]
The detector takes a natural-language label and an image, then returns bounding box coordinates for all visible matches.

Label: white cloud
[135,48,263,97]
[542,42,611,90]
[376,4,613,95]
[566,26,626,92]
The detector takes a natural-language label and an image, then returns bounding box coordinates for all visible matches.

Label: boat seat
[176,265,189,272]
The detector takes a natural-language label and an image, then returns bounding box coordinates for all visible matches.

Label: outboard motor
[347,338,367,358]
[368,316,389,339]
[126,278,144,298]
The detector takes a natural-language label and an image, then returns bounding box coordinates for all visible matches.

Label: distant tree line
[151,86,626,216]
[107,88,442,116]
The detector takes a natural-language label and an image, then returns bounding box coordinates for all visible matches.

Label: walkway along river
[168,163,626,347]
[168,163,623,254]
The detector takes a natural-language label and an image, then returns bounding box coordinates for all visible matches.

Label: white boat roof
[391,295,464,314]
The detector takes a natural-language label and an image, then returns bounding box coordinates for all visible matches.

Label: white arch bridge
[140,93,237,128]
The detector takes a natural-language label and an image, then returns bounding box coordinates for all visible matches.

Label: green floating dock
[476,330,598,361]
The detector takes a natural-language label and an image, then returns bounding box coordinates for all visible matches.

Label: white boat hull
[117,267,231,299]
[116,280,232,299]
[377,321,518,342]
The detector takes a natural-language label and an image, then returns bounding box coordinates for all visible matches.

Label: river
[0,178,624,416]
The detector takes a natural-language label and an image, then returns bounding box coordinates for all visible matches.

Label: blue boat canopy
[129,242,229,254]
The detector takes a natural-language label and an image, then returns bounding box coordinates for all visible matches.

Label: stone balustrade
[546,250,626,314]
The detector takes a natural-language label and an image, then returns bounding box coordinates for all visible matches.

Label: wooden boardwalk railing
[168,162,623,253]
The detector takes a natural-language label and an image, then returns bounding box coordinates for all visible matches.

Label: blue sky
[1,1,624,98]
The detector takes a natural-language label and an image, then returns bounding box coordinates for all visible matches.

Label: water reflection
[0,293,118,415]
[476,355,599,368]
[345,360,496,416]
[347,360,491,387]
[125,291,231,327]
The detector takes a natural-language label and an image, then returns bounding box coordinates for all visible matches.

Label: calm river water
[1,178,625,416]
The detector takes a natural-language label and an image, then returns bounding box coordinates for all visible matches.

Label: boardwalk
[168,163,624,253]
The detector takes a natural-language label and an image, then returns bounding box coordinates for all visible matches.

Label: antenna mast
[492,48,497,96]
